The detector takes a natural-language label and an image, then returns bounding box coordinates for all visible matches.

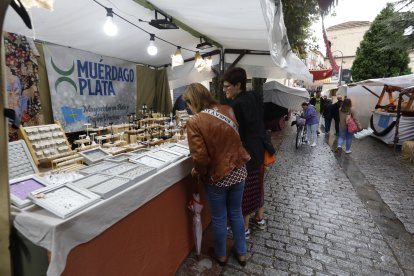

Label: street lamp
[332,50,344,86]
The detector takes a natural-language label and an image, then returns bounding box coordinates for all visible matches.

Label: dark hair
[221,67,247,91]
[183,83,218,113]
[301,102,309,106]
[340,98,352,113]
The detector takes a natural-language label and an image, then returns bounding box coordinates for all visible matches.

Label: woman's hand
[191,168,199,177]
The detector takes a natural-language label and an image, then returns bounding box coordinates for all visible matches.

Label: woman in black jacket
[222,67,267,239]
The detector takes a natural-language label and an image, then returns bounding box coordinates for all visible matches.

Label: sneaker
[252,218,266,230]
[311,143,316,147]
[345,150,352,154]
[245,228,250,240]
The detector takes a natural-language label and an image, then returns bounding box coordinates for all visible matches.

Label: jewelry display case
[164,143,190,156]
[29,184,100,219]
[70,174,111,189]
[117,165,156,182]
[78,161,118,175]
[10,175,49,208]
[88,175,133,199]
[78,147,112,165]
[129,154,170,169]
[19,123,73,165]
[105,153,132,163]
[148,148,184,162]
[8,140,39,180]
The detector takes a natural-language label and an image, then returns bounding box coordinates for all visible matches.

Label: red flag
[322,19,340,72]
[309,68,333,81]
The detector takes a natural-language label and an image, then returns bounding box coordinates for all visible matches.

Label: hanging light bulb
[194,51,205,72]
[147,34,158,56]
[171,46,184,69]
[103,8,118,36]
[204,56,213,72]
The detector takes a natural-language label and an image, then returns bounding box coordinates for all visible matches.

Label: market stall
[337,74,414,144]
[263,81,310,131]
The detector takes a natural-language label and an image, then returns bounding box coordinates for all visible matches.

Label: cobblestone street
[178,124,414,276]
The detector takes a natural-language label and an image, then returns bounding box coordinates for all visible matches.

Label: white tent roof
[263,81,310,110]
[4,0,268,67]
[354,74,414,88]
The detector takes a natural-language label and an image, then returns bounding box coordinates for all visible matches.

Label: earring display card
[78,161,118,175]
[129,154,170,169]
[118,165,156,182]
[165,144,190,156]
[10,175,49,208]
[29,184,100,219]
[149,148,184,162]
[8,140,39,180]
[105,153,132,163]
[88,175,133,199]
[79,147,112,165]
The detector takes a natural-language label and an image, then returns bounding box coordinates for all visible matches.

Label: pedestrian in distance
[309,91,325,135]
[337,98,361,154]
[184,83,249,267]
[222,67,268,240]
[322,98,333,134]
[301,102,319,147]
[332,95,343,135]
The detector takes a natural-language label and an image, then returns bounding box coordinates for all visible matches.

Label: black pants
[333,116,339,134]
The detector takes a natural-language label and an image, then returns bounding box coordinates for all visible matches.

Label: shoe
[335,146,342,153]
[233,250,247,267]
[208,247,227,266]
[252,218,266,230]
[345,150,352,154]
[311,143,316,147]
[245,228,250,240]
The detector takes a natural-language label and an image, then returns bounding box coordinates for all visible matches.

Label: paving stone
[178,125,412,275]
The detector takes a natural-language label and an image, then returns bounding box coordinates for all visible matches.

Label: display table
[12,157,210,276]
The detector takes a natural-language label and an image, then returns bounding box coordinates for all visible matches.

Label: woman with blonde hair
[183,83,250,267]
[337,98,361,153]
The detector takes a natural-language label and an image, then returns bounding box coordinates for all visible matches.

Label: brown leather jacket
[186,104,251,184]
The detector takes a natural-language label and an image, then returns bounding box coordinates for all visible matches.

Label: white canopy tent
[263,80,310,110]
[4,0,311,87]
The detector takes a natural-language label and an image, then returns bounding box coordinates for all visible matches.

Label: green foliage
[281,0,320,55]
[351,4,411,81]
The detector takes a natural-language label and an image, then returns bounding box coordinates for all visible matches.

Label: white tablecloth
[12,157,193,276]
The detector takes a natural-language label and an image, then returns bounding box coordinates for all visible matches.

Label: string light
[94,0,216,67]
[171,46,184,68]
[147,34,158,56]
[103,8,118,36]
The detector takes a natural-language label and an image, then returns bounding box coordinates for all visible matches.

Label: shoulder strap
[202,108,238,134]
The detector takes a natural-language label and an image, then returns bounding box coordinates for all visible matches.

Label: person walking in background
[332,95,343,135]
[301,102,319,147]
[184,83,249,267]
[222,67,267,240]
[337,98,361,154]
[322,98,333,135]
[309,91,325,134]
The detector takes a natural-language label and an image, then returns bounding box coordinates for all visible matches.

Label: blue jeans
[206,181,246,257]
[338,127,353,151]
[306,123,318,144]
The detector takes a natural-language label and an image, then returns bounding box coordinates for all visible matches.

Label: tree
[281,0,320,56]
[351,4,411,82]
[379,0,414,50]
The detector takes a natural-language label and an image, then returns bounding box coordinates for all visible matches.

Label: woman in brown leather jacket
[183,83,250,267]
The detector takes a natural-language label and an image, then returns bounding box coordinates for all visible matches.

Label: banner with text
[43,43,136,132]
